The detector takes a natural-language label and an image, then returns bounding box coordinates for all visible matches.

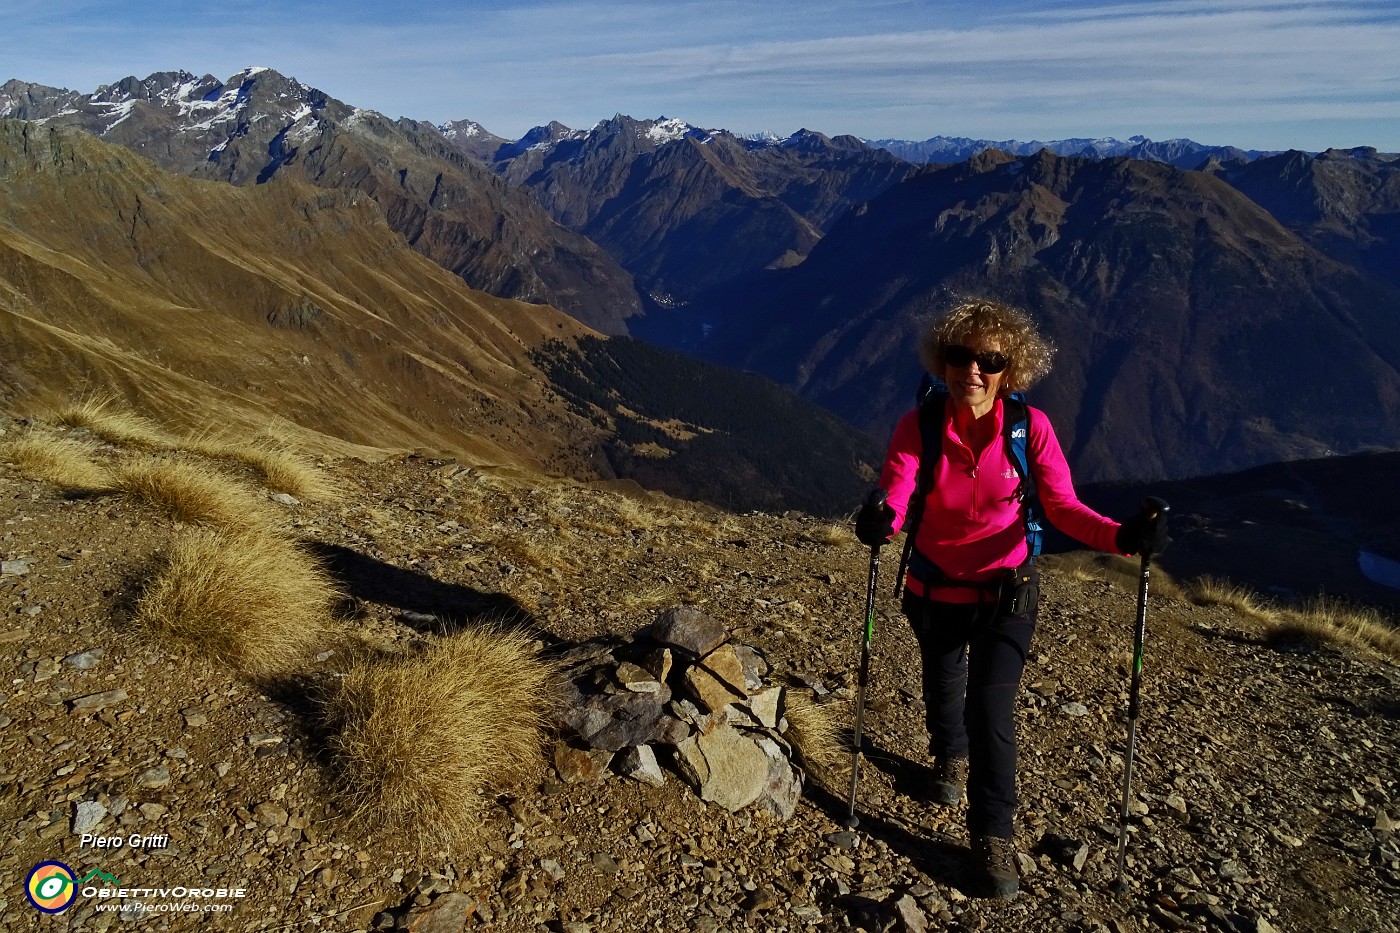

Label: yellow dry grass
[113,457,277,531]
[1185,575,1275,622]
[611,494,662,532]
[617,584,680,613]
[783,688,850,784]
[135,527,339,681]
[494,533,579,575]
[1271,598,1400,662]
[325,626,556,848]
[803,523,850,546]
[185,432,340,502]
[0,431,113,491]
[54,396,173,450]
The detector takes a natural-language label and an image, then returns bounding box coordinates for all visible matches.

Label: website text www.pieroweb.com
[24,858,249,917]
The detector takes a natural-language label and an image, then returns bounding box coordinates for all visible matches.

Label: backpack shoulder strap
[1002,394,1045,558]
[894,388,946,597]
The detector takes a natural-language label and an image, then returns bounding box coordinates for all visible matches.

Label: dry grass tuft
[1185,575,1275,622]
[0,431,113,491]
[1270,598,1400,661]
[804,523,850,547]
[617,584,680,612]
[611,494,662,532]
[186,433,340,502]
[783,687,850,785]
[114,458,277,530]
[135,527,339,681]
[494,533,579,575]
[325,627,556,848]
[54,396,173,450]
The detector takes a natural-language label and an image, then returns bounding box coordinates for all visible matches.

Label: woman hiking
[855,298,1165,899]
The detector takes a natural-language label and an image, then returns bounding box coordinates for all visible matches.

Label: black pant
[904,591,1037,840]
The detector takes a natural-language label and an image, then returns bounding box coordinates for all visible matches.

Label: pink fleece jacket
[881,399,1122,602]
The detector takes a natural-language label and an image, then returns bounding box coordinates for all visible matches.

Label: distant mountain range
[865,134,1280,168]
[0,69,641,333]
[0,120,879,513]
[678,147,1400,483]
[472,116,915,305]
[3,66,1399,498]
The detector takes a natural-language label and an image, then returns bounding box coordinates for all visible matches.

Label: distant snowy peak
[868,134,1279,168]
[643,117,707,144]
[8,67,368,162]
[440,120,487,139]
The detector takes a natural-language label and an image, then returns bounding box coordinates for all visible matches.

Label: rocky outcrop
[551,606,805,819]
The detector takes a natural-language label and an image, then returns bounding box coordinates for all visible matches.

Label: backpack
[893,376,1046,598]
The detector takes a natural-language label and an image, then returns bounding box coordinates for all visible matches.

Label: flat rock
[137,767,171,788]
[753,735,802,820]
[675,724,770,812]
[68,689,128,711]
[747,685,785,729]
[571,691,684,751]
[893,893,928,933]
[732,644,769,690]
[615,661,663,694]
[649,606,728,658]
[401,891,482,933]
[554,743,613,783]
[641,647,673,682]
[254,802,289,827]
[616,745,666,787]
[684,653,748,715]
[73,800,107,835]
[63,649,105,670]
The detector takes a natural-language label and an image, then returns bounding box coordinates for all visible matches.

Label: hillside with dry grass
[0,119,595,469]
[0,121,879,513]
[2,409,1397,932]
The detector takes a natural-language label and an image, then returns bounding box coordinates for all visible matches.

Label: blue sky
[5,0,1398,151]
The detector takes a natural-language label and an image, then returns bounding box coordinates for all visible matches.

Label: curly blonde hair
[919,298,1055,394]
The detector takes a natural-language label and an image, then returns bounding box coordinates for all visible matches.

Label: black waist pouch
[1001,563,1040,616]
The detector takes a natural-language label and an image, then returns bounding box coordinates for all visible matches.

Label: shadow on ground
[804,745,971,902]
[306,540,563,649]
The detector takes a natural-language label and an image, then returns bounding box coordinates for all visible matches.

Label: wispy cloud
[4,0,1397,150]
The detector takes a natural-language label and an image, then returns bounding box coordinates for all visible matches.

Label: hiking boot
[970,835,1020,899]
[930,755,969,805]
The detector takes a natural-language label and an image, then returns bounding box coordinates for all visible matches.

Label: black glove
[1116,497,1170,556]
[855,490,896,548]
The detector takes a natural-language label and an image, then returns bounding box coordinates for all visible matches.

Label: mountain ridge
[0,119,877,513]
[0,68,643,334]
[677,148,1400,485]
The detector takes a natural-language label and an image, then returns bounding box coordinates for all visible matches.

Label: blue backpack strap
[894,384,946,597]
[1002,393,1044,558]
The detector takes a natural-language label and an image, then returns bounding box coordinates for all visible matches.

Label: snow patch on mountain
[645,118,696,144]
[100,99,137,134]
[441,121,484,139]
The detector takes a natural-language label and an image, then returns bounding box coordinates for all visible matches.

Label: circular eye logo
[26,861,77,913]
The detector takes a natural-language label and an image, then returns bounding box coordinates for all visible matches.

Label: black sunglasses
[944,344,1010,374]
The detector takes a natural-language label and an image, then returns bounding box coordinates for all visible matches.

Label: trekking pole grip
[1140,497,1169,557]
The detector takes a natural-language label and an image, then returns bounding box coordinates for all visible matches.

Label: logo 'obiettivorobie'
[25,861,77,914]
[23,863,122,914]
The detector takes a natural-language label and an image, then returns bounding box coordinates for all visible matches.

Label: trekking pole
[1113,497,1170,893]
[845,488,886,830]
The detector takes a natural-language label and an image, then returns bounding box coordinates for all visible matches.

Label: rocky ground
[2,441,1399,932]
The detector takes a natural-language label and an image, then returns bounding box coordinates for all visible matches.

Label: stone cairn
[551,606,805,819]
